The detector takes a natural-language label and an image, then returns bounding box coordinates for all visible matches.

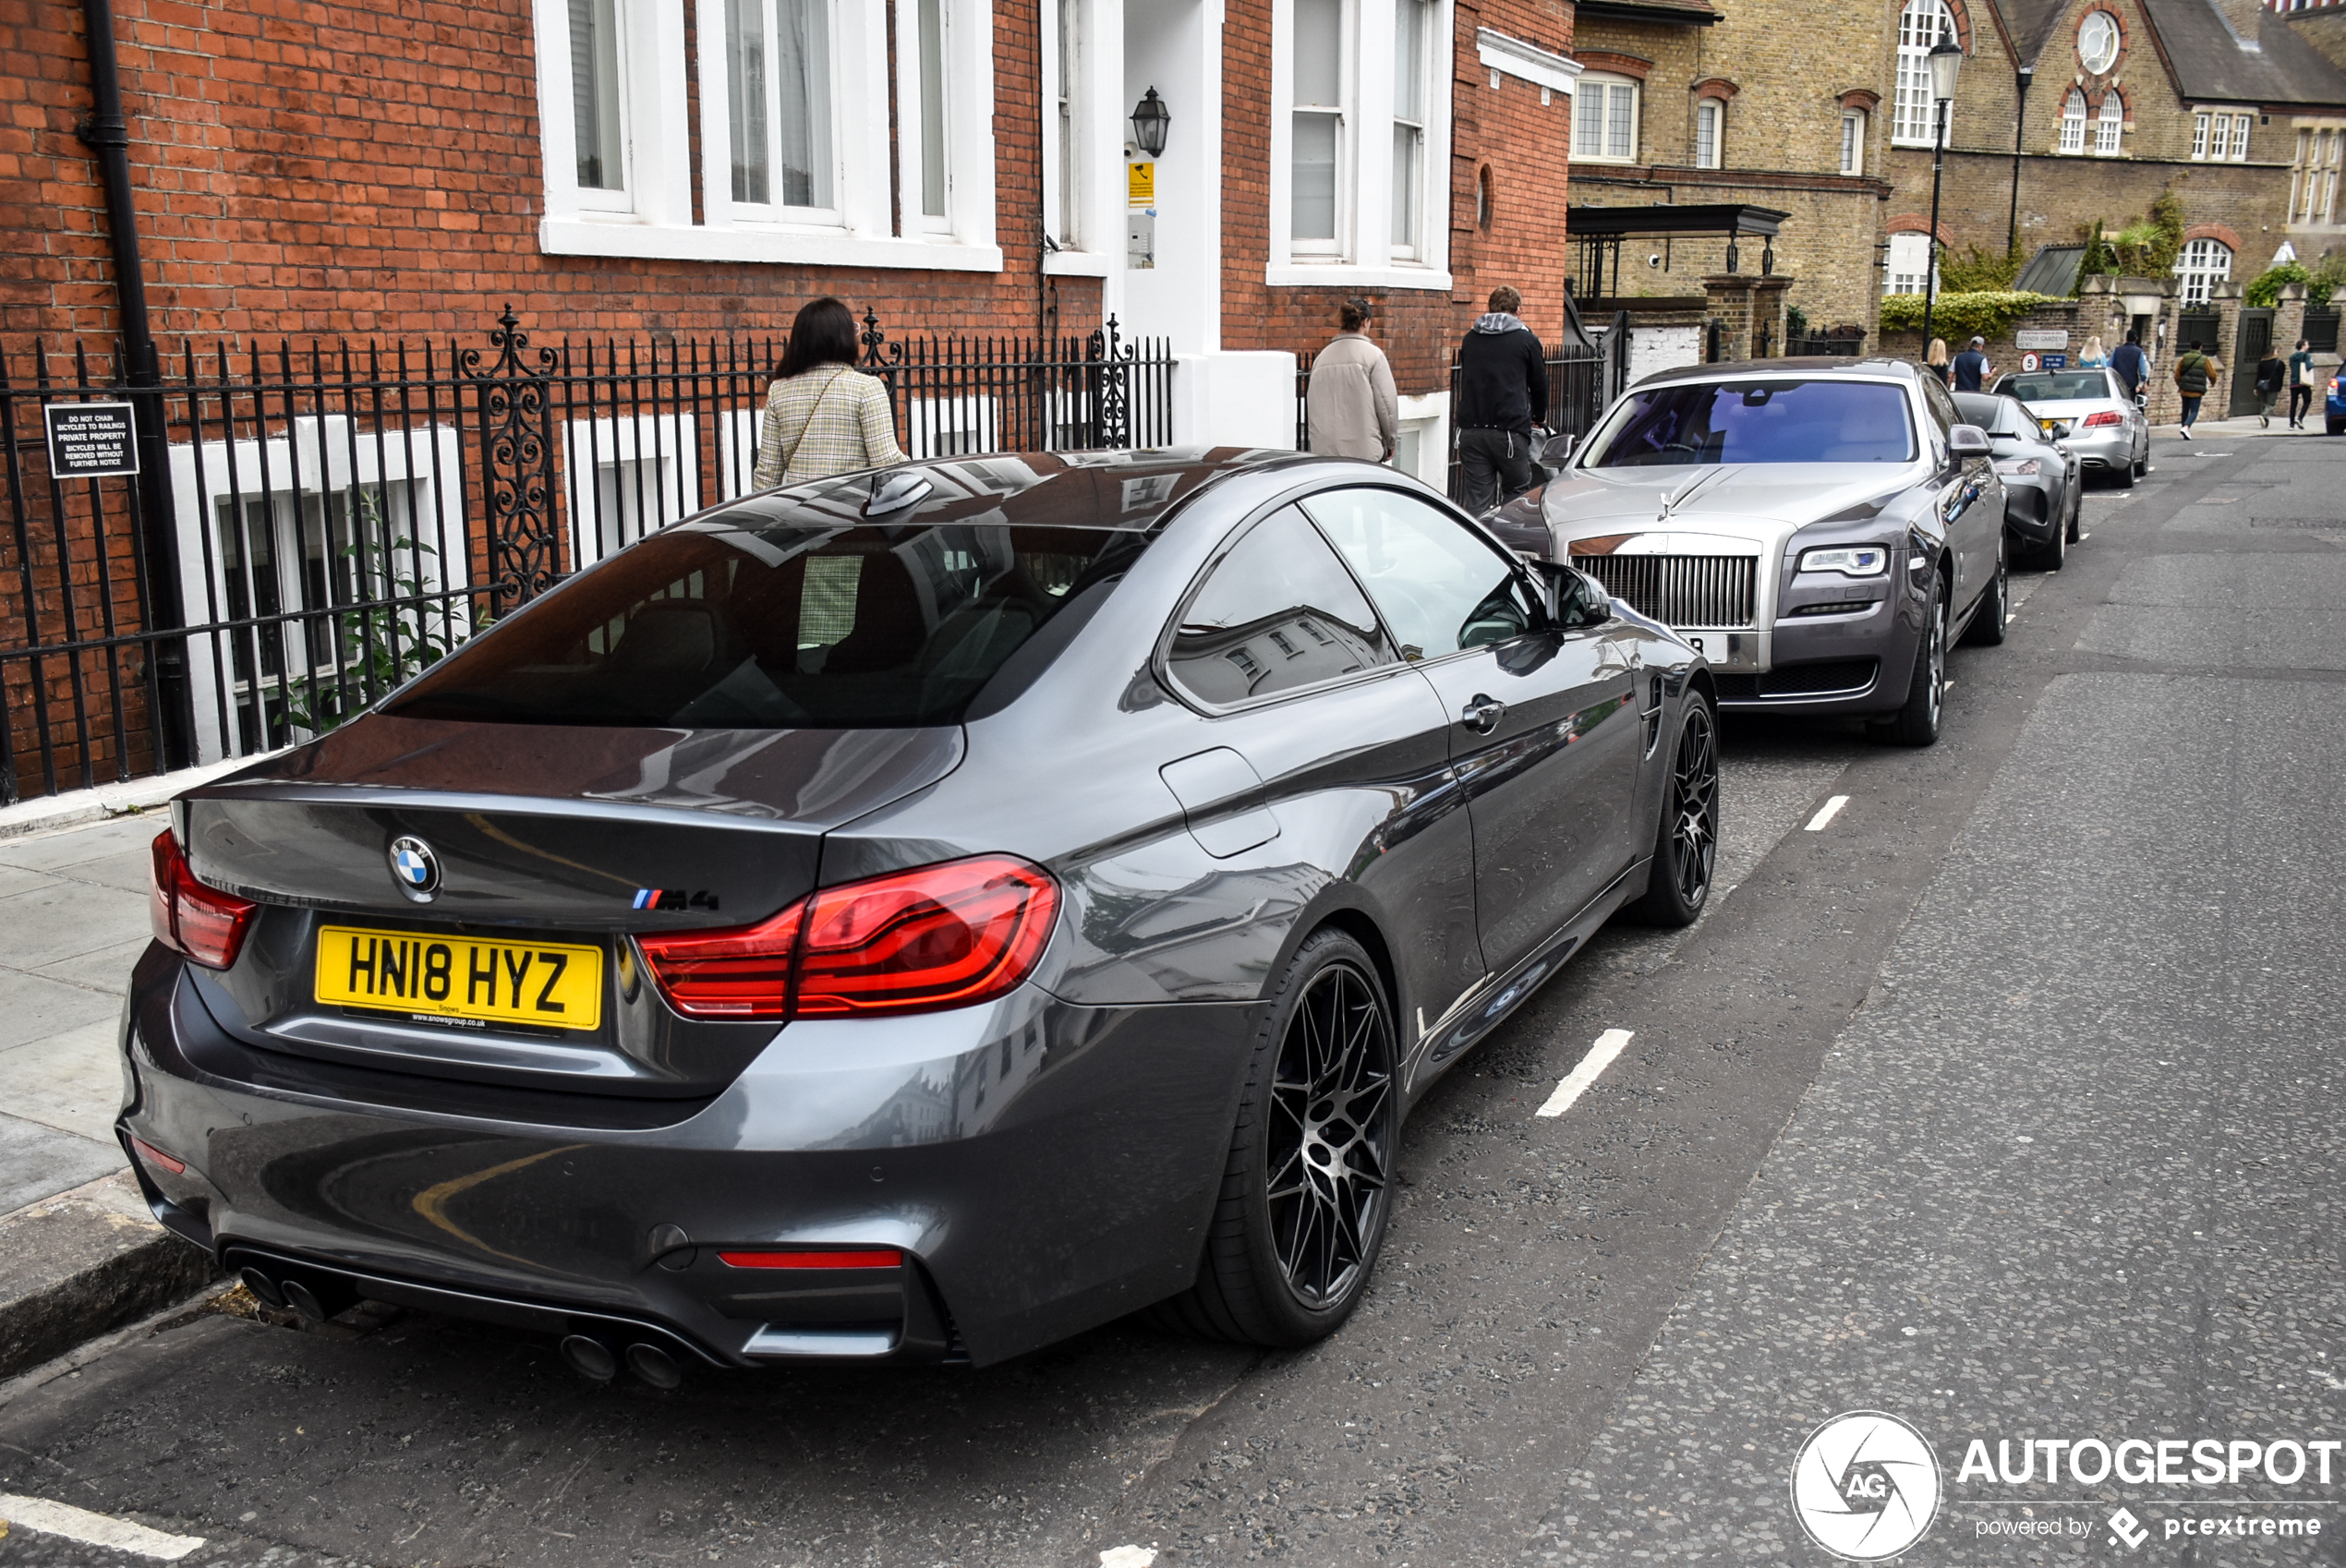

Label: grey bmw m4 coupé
[123,449,1717,1377]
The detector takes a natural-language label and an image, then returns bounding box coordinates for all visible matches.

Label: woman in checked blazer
[754,297,907,488]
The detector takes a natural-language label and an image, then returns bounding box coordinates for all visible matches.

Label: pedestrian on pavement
[2288,337,2317,428]
[1927,338,1952,386]
[1306,297,1400,461]
[1951,335,1992,392]
[2172,342,2218,438]
[2255,345,2288,428]
[2110,331,2149,403]
[754,296,907,488]
[2080,334,2109,367]
[1455,285,1548,512]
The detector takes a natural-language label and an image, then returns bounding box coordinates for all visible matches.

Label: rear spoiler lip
[173,779,835,835]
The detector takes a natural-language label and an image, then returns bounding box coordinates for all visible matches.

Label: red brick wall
[0,0,1095,354]
[1217,0,1577,397]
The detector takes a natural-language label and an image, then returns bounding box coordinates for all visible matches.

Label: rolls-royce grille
[1572,553,1759,629]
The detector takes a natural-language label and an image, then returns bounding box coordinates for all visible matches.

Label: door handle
[1460,694,1505,734]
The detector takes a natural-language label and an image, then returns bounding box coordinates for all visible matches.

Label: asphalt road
[3,428,2341,1568]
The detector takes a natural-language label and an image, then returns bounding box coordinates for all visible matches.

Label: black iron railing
[2304,308,2340,355]
[0,308,1172,804]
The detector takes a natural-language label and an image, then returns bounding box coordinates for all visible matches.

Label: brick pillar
[2277,281,2308,363]
[2212,281,2244,416]
[1753,277,1794,358]
[1704,275,1758,363]
[2145,282,2183,426]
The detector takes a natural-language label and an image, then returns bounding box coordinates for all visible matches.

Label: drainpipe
[76,0,192,771]
[2009,65,2034,257]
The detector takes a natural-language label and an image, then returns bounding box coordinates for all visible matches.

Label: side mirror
[1948,425,1992,459]
[1529,558,1607,627]
[1534,431,1575,472]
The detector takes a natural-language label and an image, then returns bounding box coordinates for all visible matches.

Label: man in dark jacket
[1951,336,1991,392]
[2110,332,2149,401]
[1455,286,1547,511]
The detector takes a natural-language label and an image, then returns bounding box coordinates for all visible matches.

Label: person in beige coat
[1306,298,1400,461]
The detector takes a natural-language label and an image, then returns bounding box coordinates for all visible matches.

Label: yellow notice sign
[1128,161,1155,208]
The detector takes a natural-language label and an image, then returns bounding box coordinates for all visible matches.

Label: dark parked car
[1953,390,2079,569]
[1495,358,2007,747]
[122,449,1718,1377]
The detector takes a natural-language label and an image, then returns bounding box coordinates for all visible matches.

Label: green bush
[1880,291,2062,340]
[1939,244,2024,294]
[2244,261,2312,308]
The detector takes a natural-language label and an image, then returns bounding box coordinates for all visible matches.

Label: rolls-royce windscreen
[1583,379,1917,467]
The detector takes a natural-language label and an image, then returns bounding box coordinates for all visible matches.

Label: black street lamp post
[2008,64,2033,255]
[1919,30,1964,361]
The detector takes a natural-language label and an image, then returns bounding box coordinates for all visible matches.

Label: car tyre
[1625,695,1720,927]
[2029,512,2067,570]
[1874,588,1946,748]
[1149,928,1397,1347]
[1963,536,2009,645]
[2112,453,2136,489]
[2329,416,2345,436]
[2065,479,2082,542]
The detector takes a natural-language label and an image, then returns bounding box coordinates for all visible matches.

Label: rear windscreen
[385,522,1145,728]
[1583,380,1916,466]
[1999,373,2111,401]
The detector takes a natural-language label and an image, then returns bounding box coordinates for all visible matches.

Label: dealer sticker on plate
[314,926,603,1031]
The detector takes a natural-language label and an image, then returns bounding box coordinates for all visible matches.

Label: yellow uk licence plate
[314,926,603,1031]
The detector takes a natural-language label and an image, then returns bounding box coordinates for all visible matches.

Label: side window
[1918,377,1958,449]
[1303,487,1538,660]
[1166,506,1397,706]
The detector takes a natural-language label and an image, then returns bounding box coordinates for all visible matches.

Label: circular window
[2079,11,2119,73]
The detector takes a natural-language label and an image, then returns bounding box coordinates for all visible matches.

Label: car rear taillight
[635,854,1057,1022]
[633,899,806,1019]
[718,1248,905,1269]
[149,830,258,971]
[128,1135,187,1176]
[2081,410,2123,428]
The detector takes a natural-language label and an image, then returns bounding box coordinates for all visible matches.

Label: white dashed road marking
[1536,1029,1634,1118]
[1804,795,1850,832]
[0,1496,204,1562]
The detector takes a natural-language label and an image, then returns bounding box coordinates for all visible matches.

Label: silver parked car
[1989,367,2147,487]
[1954,391,2079,570]
[1490,357,2008,747]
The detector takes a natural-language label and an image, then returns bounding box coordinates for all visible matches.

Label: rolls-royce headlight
[1796,546,1889,577]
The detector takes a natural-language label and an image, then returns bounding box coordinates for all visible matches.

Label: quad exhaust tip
[559,1334,683,1389]
[236,1266,285,1309]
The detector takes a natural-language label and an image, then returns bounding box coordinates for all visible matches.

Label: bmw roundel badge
[388,836,441,902]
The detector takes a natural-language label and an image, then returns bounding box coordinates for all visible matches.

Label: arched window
[2174,236,2232,304]
[2095,91,2123,154]
[1885,231,1937,296]
[1893,0,1955,147]
[2060,89,2087,153]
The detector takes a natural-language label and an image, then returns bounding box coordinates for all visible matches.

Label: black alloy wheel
[1627,696,1719,926]
[1150,929,1397,1346]
[1265,963,1392,1309]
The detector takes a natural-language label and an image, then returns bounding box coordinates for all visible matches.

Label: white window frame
[531,0,1001,271]
[2230,113,2253,161]
[2058,89,2086,153]
[1574,74,1640,163]
[1390,0,1433,259]
[2077,10,2119,74]
[1893,0,1954,148]
[1265,0,1461,291]
[1695,97,1722,169]
[1037,0,1120,278]
[2195,107,2253,163]
[2094,91,2122,155]
[2193,111,2209,159]
[1884,231,1936,296]
[2174,236,2232,304]
[1286,0,1353,260]
[1840,108,1865,175]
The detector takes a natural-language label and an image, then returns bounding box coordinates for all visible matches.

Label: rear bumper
[119,944,1261,1369]
[2065,431,2133,469]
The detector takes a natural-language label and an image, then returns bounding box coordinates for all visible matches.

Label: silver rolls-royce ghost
[1489,358,2008,746]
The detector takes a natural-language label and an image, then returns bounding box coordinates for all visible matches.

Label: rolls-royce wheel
[2066,483,2082,542]
[1875,590,1946,747]
[1964,536,2009,646]
[1626,696,1720,927]
[1149,928,1396,1347]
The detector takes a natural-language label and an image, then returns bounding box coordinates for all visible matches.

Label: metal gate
[0,309,1172,805]
[2231,308,2276,418]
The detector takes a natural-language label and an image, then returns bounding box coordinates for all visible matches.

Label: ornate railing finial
[860,308,888,367]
